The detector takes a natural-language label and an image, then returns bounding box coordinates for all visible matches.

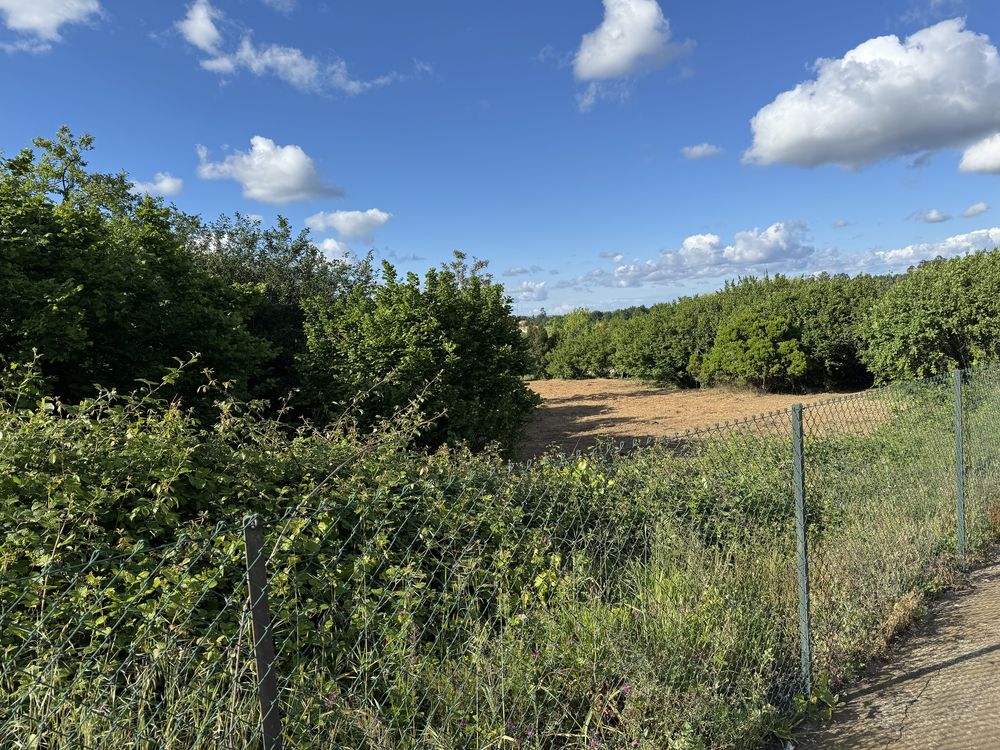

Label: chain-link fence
[3,365,999,749]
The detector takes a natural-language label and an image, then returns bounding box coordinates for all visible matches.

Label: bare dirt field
[518,378,858,459]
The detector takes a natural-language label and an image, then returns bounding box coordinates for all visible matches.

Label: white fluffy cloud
[914,208,951,223]
[130,172,184,197]
[574,0,685,80]
[959,133,1000,173]
[177,0,221,54]
[568,222,815,288]
[861,228,1000,271]
[513,281,549,302]
[196,136,341,204]
[305,209,392,243]
[556,223,1000,300]
[680,143,722,160]
[573,0,690,112]
[0,0,99,48]
[962,202,990,217]
[745,19,1000,168]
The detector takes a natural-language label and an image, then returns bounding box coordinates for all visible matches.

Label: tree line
[1,128,538,451]
[524,250,1000,391]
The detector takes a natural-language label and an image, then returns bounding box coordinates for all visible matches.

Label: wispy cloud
[178,0,430,95]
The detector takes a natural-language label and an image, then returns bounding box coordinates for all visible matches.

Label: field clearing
[519,378,860,458]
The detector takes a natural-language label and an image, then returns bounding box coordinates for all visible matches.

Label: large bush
[693,309,809,391]
[862,251,1000,382]
[186,212,372,411]
[0,128,264,403]
[301,253,539,450]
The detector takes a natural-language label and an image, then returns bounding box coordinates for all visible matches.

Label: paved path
[796,562,1000,749]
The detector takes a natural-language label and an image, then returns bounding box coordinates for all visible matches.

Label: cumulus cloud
[564,222,815,289]
[555,221,1000,300]
[574,0,687,80]
[833,218,851,228]
[913,208,951,223]
[177,0,222,54]
[962,201,989,217]
[680,143,722,160]
[859,228,1000,271]
[573,0,691,111]
[0,0,100,49]
[959,133,1000,173]
[305,208,392,243]
[745,19,1000,169]
[196,136,341,205]
[130,172,184,197]
[512,281,549,302]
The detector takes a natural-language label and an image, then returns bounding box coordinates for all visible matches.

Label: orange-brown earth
[518,378,858,459]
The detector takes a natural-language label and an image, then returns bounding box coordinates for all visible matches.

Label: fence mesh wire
[3,366,1000,749]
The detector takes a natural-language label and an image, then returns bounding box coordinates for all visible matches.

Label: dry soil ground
[518,378,856,459]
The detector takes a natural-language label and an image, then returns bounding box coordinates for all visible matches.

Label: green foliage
[186,212,372,410]
[862,251,1000,382]
[301,253,539,450]
[695,310,809,391]
[3,366,1000,748]
[544,273,891,391]
[522,314,554,379]
[0,128,265,404]
[545,308,618,378]
[1,129,535,451]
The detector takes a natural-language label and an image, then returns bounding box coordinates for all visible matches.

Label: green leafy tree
[186,212,371,409]
[861,251,1000,382]
[545,309,616,378]
[522,313,553,379]
[694,309,809,391]
[0,128,264,403]
[301,253,539,450]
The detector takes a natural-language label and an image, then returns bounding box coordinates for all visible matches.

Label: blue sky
[3,0,1000,315]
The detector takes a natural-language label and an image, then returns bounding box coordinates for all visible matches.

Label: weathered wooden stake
[244,516,283,750]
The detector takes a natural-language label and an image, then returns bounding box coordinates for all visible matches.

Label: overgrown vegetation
[5,127,1000,749]
[3,364,999,749]
[0,128,538,451]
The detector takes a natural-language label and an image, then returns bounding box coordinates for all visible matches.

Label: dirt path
[518,379,854,459]
[796,562,1000,749]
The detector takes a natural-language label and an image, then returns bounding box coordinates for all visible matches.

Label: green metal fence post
[244,515,283,750]
[792,403,812,696]
[953,370,967,566]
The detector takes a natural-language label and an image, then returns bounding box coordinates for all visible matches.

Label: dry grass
[519,379,859,459]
